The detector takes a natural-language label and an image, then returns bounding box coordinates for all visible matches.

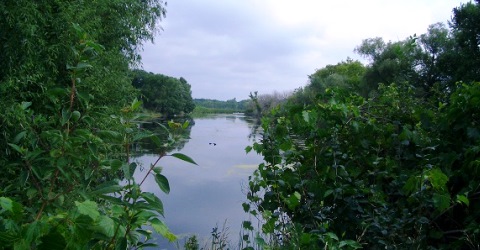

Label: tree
[416,22,455,92]
[308,59,366,97]
[132,70,195,116]
[243,2,480,248]
[450,0,480,83]
[0,1,195,248]
[355,37,420,96]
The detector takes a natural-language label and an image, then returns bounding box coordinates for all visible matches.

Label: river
[133,113,263,249]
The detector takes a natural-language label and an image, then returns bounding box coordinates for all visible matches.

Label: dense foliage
[132,70,195,117]
[0,0,197,248]
[244,1,480,249]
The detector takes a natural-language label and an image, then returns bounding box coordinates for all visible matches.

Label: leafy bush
[244,82,480,249]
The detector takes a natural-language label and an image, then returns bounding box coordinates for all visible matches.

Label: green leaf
[150,135,162,148]
[20,102,32,110]
[182,120,190,129]
[131,98,142,111]
[0,231,19,245]
[154,174,170,194]
[115,237,127,250]
[339,240,362,249]
[456,194,470,206]
[254,235,267,246]
[13,131,27,144]
[325,232,339,241]
[75,200,100,220]
[245,146,253,153]
[97,216,115,237]
[7,143,23,155]
[242,221,254,231]
[402,175,420,195]
[61,109,71,125]
[75,62,93,70]
[71,111,81,122]
[0,197,13,212]
[432,193,450,212]
[302,110,309,123]
[150,218,177,242]
[427,169,448,191]
[242,202,250,213]
[140,192,164,216]
[122,162,137,180]
[90,183,123,195]
[170,153,198,165]
[286,191,301,210]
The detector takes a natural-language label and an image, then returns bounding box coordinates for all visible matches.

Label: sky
[140,0,469,101]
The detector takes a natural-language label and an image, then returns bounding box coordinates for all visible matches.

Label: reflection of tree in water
[246,117,262,142]
[132,117,194,156]
[223,114,261,142]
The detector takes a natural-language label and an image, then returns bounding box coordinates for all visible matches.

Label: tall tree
[451,0,480,83]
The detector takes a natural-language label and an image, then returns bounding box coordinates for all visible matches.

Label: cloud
[140,0,467,100]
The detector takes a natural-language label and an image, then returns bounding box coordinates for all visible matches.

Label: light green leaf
[150,218,177,242]
[456,194,470,206]
[140,192,164,216]
[131,98,142,111]
[7,143,23,155]
[20,102,32,110]
[427,169,448,191]
[97,216,115,237]
[170,153,198,165]
[154,174,170,194]
[0,197,13,212]
[75,200,100,220]
[302,110,309,123]
[182,120,190,129]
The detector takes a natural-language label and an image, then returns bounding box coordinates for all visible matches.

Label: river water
[133,114,263,248]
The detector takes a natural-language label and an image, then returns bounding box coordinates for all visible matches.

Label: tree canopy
[131,70,195,116]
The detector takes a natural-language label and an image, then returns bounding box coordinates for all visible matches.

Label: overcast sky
[140,0,468,101]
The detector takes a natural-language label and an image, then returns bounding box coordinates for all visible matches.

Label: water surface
[134,114,263,248]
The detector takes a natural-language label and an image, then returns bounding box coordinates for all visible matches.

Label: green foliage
[0,2,200,247]
[184,235,200,250]
[243,4,480,245]
[131,70,195,116]
[194,98,248,113]
[245,81,480,249]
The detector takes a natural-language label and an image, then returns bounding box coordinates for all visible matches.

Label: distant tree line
[131,70,195,117]
[193,98,249,114]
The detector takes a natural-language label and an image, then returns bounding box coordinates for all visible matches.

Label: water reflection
[133,114,263,249]
[132,117,193,156]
